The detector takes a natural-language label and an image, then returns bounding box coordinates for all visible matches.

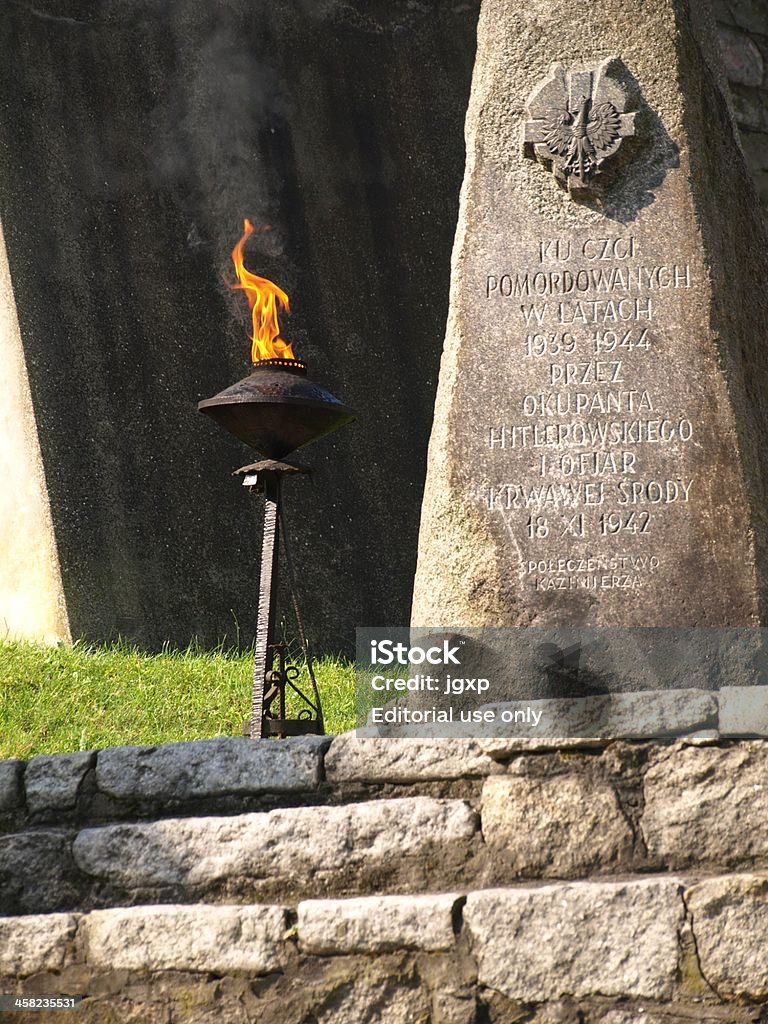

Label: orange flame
[231,219,296,362]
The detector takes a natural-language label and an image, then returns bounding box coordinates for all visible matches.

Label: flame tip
[231,219,296,363]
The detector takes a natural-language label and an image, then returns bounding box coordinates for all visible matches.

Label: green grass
[0,639,356,760]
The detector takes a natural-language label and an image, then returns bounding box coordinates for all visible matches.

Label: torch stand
[199,356,354,739]
[235,459,324,740]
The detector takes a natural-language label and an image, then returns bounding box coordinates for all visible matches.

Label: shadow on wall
[0,0,480,655]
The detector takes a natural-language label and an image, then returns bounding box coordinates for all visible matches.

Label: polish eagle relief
[524,59,637,194]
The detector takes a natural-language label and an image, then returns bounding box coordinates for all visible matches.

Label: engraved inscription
[478,232,697,590]
[485,264,690,297]
[519,554,662,592]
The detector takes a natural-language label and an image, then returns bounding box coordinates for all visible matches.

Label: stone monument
[412,0,768,635]
[0,223,68,645]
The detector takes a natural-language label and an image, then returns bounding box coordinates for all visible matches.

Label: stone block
[642,743,768,867]
[0,830,79,914]
[730,84,768,131]
[311,964,432,1024]
[711,0,737,26]
[0,759,23,812]
[297,893,460,954]
[25,751,94,813]
[73,797,478,894]
[474,737,612,754]
[465,879,684,1000]
[481,774,634,876]
[410,0,768,669]
[0,913,78,976]
[95,736,328,802]
[717,24,764,86]
[717,685,768,735]
[366,689,717,743]
[478,689,717,741]
[727,0,768,36]
[83,904,288,974]
[419,955,479,1024]
[0,216,70,647]
[686,873,768,1000]
[326,734,502,782]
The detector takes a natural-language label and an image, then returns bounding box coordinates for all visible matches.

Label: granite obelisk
[412,0,768,631]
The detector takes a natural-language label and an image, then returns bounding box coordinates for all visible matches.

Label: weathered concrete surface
[0,913,77,975]
[83,904,288,973]
[72,797,478,899]
[686,873,768,1001]
[0,217,69,645]
[95,736,327,801]
[465,879,684,1000]
[642,742,768,867]
[0,0,480,653]
[411,0,768,633]
[25,751,94,813]
[298,893,460,954]
[481,774,633,877]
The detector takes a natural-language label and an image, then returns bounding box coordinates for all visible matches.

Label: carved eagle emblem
[524,62,637,194]
[541,96,622,182]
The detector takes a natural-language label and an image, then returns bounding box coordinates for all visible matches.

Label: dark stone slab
[0,0,479,652]
[0,830,82,914]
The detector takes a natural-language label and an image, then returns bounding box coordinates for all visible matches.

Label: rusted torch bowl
[198,359,356,460]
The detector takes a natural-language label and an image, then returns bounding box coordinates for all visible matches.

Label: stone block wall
[1,733,768,1021]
